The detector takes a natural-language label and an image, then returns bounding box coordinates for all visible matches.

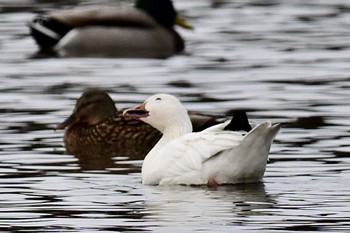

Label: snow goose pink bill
[123,94,280,186]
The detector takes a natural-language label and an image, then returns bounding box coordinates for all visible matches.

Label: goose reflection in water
[140,182,277,227]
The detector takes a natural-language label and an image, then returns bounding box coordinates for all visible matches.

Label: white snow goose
[123,94,280,186]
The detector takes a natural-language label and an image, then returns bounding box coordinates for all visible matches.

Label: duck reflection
[140,182,276,226]
[56,88,222,171]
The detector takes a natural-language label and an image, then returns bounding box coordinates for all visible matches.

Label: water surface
[0,0,349,232]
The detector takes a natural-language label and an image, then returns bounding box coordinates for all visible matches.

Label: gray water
[0,0,350,232]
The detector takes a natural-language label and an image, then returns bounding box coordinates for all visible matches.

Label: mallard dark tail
[224,111,252,132]
[28,16,72,50]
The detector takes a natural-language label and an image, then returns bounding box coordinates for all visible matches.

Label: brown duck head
[56,88,117,130]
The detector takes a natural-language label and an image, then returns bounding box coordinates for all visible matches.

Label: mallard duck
[123,94,280,186]
[56,89,220,157]
[28,0,192,58]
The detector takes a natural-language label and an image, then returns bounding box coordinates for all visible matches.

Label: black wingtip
[224,110,252,132]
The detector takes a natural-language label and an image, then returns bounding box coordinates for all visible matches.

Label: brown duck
[56,88,221,160]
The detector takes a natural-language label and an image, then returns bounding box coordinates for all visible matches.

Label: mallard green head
[135,0,192,29]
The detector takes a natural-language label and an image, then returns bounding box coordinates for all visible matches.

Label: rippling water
[0,0,349,232]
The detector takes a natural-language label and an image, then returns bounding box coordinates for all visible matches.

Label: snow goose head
[124,94,192,135]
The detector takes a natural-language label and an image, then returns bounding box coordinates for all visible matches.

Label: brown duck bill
[123,104,149,120]
[56,113,78,130]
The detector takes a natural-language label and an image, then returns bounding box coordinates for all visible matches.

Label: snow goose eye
[155,97,162,101]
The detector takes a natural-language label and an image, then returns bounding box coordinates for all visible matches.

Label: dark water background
[0,0,349,232]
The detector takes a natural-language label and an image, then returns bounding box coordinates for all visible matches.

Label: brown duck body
[58,89,220,159]
[63,112,162,157]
